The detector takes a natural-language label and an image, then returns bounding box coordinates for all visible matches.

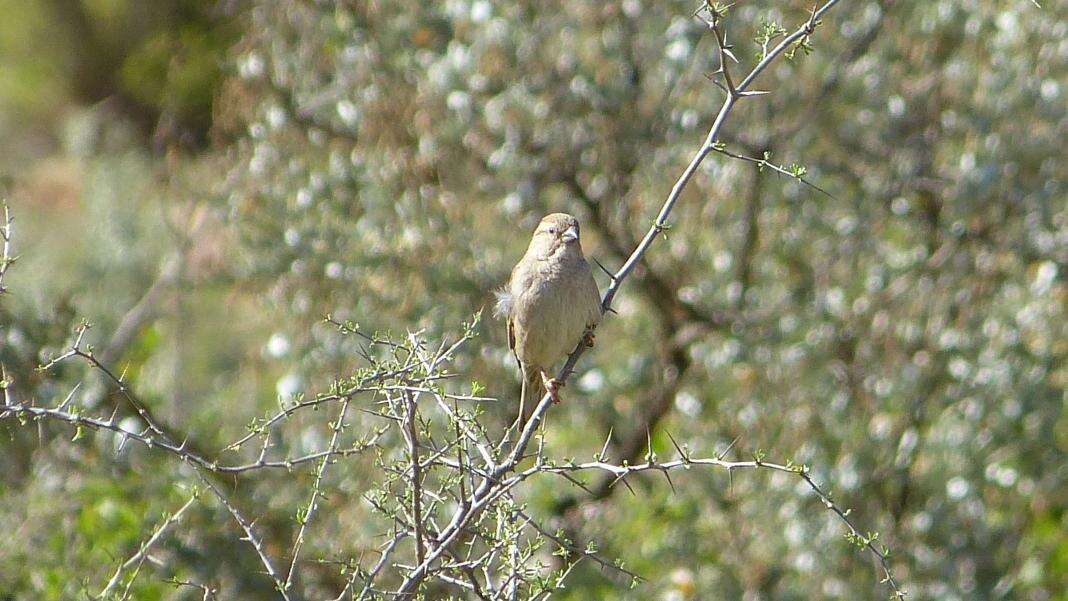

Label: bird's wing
[509,256,537,297]
[507,317,520,369]
[582,261,604,328]
[502,257,534,371]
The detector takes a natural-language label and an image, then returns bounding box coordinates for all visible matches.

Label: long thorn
[718,435,741,460]
[665,430,687,461]
[599,427,613,462]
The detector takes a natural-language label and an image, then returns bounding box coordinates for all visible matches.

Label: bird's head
[527,213,582,259]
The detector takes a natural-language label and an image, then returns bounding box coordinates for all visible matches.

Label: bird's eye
[548,228,556,234]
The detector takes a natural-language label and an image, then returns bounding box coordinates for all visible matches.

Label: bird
[494,213,602,428]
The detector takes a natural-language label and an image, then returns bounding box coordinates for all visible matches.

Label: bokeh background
[1,0,1065,599]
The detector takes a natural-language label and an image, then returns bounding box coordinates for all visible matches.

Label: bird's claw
[583,330,596,348]
[541,372,564,404]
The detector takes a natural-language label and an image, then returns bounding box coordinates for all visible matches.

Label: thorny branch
[284,397,353,591]
[518,453,903,597]
[98,492,200,599]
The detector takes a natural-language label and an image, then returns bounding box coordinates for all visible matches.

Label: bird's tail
[517,368,545,430]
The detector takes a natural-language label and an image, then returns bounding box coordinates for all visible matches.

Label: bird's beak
[561,225,579,243]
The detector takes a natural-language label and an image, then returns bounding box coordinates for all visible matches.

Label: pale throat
[534,240,580,262]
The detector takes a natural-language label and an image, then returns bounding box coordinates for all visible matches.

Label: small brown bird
[495,213,602,427]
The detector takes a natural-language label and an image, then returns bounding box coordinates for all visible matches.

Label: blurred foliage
[0,0,235,163]
[1,0,1066,599]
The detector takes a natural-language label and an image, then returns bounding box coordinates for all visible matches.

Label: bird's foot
[541,372,564,404]
[583,329,596,348]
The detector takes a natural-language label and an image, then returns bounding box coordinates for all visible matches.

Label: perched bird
[495,213,602,427]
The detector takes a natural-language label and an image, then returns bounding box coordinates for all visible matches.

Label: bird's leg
[540,370,564,404]
[582,328,596,348]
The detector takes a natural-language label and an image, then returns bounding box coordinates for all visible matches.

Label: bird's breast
[512,258,592,369]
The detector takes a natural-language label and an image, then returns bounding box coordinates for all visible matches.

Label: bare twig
[98,493,200,599]
[0,202,14,295]
[193,470,292,600]
[0,402,380,474]
[402,390,427,567]
[165,578,218,600]
[283,397,352,591]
